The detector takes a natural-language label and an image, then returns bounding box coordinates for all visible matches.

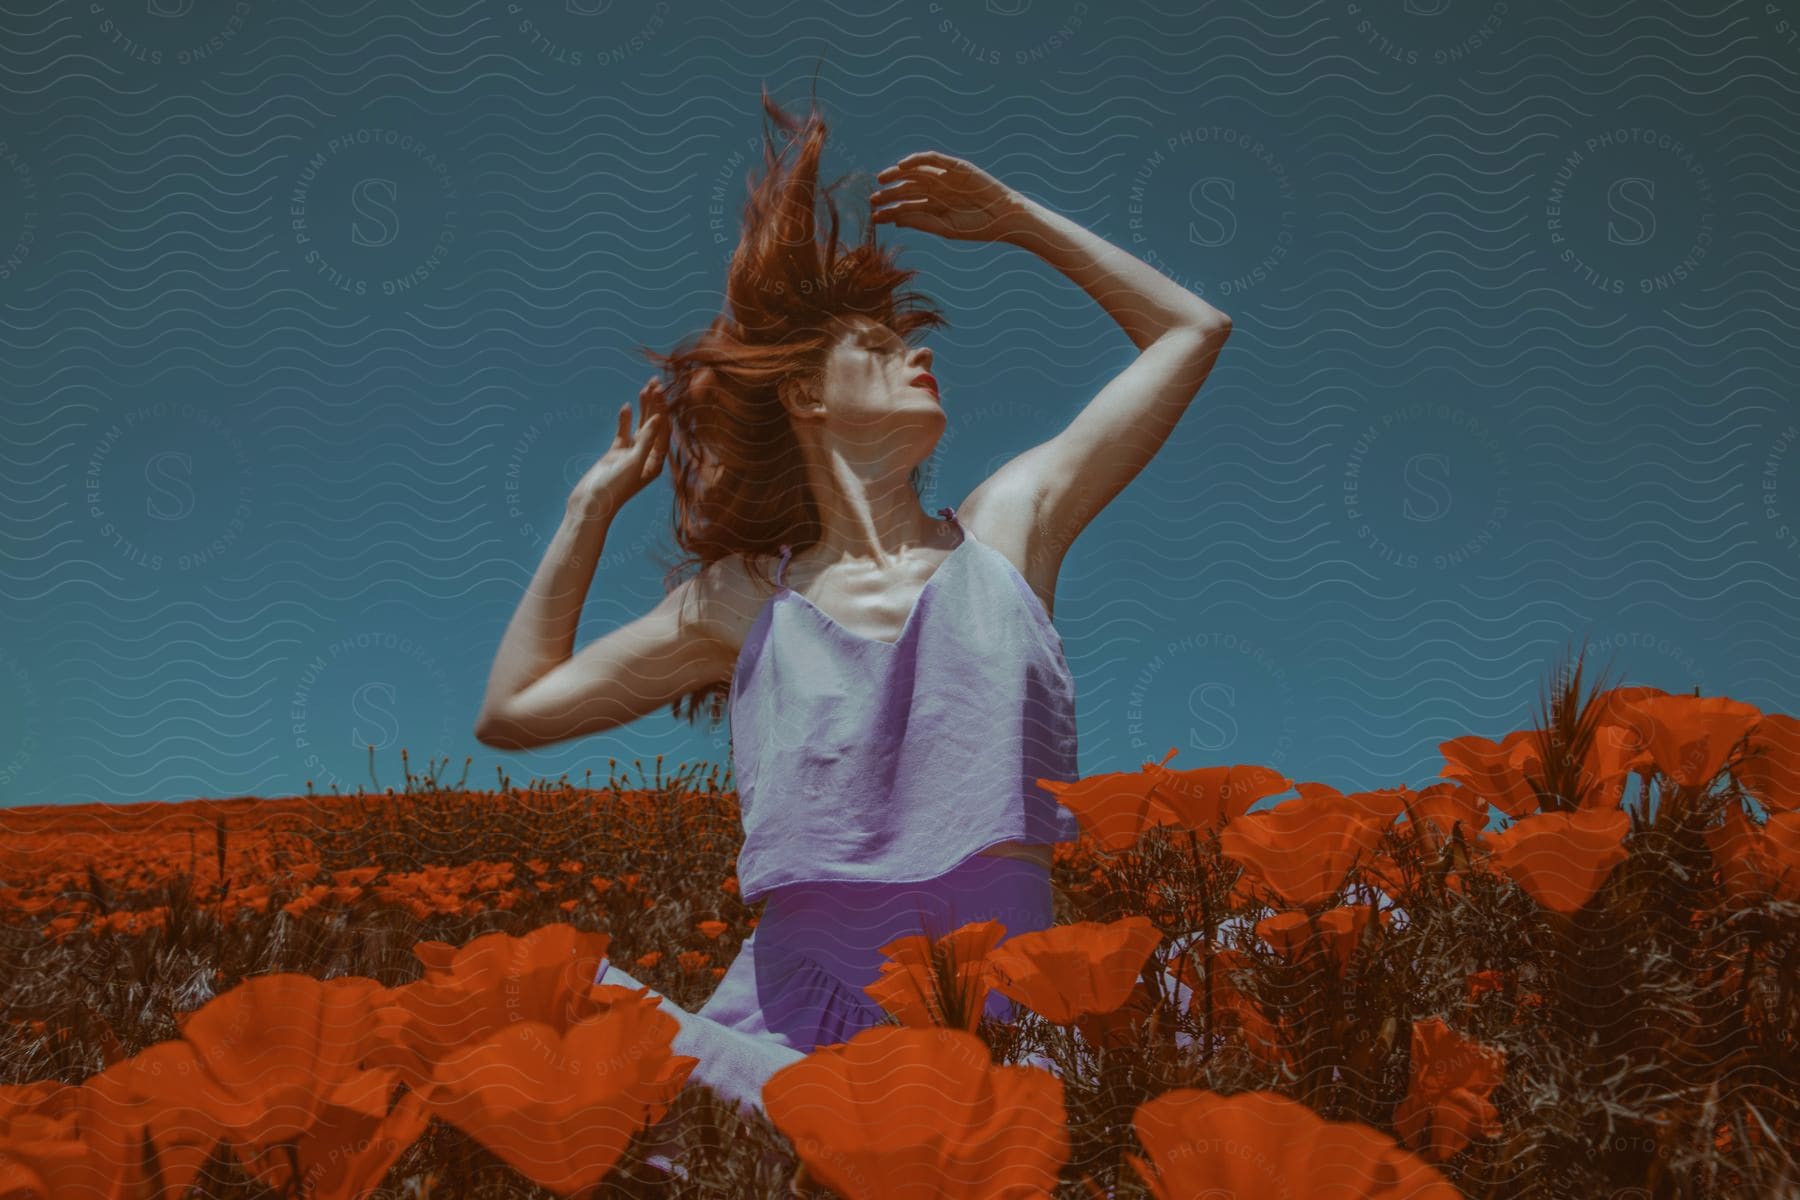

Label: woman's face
[791,315,940,453]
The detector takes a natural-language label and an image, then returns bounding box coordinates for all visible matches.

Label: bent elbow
[474,714,519,751]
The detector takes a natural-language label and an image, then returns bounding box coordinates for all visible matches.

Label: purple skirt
[594,851,1056,1122]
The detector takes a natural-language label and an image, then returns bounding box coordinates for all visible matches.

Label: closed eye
[860,325,908,354]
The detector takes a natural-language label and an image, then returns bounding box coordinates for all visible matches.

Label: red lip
[912,372,938,397]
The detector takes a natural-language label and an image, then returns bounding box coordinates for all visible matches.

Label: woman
[474,89,1234,1182]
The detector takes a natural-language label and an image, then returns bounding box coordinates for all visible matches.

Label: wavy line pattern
[1,0,1795,811]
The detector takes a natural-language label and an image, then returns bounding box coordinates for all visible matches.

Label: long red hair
[642,87,948,729]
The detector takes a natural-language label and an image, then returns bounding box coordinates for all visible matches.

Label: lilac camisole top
[726,505,1084,904]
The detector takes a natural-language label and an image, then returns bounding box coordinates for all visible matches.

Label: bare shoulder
[686,549,776,664]
[955,477,1060,622]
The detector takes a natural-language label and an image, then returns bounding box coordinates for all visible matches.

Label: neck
[805,472,946,569]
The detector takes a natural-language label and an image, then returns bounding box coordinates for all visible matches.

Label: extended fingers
[891,149,959,171]
[869,177,932,205]
[628,376,667,441]
[869,196,934,225]
[640,375,666,413]
[877,152,956,182]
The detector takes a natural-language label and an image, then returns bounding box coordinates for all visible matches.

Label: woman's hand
[870,150,1028,244]
[569,375,669,518]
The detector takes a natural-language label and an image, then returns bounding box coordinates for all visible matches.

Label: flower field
[2,652,1797,1198]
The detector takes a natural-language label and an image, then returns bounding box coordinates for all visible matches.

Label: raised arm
[475,378,711,749]
[871,152,1232,562]
[474,557,735,751]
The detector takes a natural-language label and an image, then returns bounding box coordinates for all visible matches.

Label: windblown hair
[641,86,949,731]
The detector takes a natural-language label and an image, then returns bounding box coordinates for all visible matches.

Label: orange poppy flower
[1126,1089,1460,1199]
[1138,757,1292,833]
[1393,1016,1505,1161]
[1570,721,1646,811]
[1398,782,1488,852]
[1296,781,1412,829]
[695,919,728,940]
[91,974,418,1197]
[1606,693,1764,793]
[1582,686,1669,780]
[763,1026,1068,1199]
[1734,712,1800,812]
[285,859,324,884]
[1704,802,1787,905]
[1464,969,1508,1002]
[1073,976,1161,1050]
[865,919,1009,1032]
[282,885,331,919]
[1255,904,1390,973]
[1483,809,1629,914]
[0,1082,174,1200]
[985,916,1163,1025]
[368,925,623,1093]
[322,867,381,906]
[1589,685,1671,726]
[332,866,383,888]
[0,1107,122,1200]
[145,974,392,1145]
[224,882,272,918]
[1710,809,1800,904]
[231,1072,431,1197]
[1035,749,1184,852]
[39,913,85,942]
[1217,792,1390,909]
[418,993,695,1195]
[1439,730,1542,820]
[0,1081,72,1125]
[410,938,461,979]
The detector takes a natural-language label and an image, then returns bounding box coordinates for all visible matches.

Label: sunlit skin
[771,311,951,584]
